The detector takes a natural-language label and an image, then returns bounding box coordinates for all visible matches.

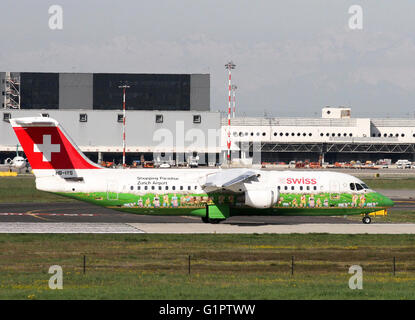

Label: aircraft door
[106,180,119,200]
[329,180,340,200]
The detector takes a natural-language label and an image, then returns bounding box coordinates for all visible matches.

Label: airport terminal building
[1,71,415,165]
[226,107,415,163]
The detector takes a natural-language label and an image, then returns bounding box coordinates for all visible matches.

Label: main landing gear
[201,217,223,224]
[202,205,228,224]
[362,216,372,224]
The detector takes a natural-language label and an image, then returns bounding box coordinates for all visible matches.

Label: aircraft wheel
[362,216,371,224]
[209,219,223,224]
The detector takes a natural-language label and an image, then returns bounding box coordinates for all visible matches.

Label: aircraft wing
[202,169,259,191]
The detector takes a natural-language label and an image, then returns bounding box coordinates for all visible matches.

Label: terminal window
[79,114,88,122]
[155,114,163,123]
[3,113,11,122]
[193,115,201,124]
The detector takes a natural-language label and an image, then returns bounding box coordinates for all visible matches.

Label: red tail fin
[10,117,101,170]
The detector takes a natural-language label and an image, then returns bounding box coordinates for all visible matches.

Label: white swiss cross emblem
[33,135,60,162]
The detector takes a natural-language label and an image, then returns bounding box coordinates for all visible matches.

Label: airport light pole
[225,61,236,165]
[118,84,130,168]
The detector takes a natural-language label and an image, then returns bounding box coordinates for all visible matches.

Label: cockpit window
[361,183,369,189]
[350,183,355,191]
[355,183,363,191]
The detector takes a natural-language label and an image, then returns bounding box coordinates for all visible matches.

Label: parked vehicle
[132,160,141,167]
[143,161,154,168]
[396,159,411,169]
[189,160,199,168]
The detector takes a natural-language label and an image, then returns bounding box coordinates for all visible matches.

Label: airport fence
[43,254,415,277]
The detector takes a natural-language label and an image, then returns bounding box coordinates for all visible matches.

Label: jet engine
[245,189,279,209]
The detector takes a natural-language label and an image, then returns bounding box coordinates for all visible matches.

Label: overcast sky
[1,0,414,117]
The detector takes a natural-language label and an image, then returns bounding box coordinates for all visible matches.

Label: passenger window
[291,186,294,191]
[300,186,303,191]
[172,186,176,190]
[313,186,317,191]
[284,186,288,191]
[165,186,169,190]
[188,186,191,191]
[151,186,155,190]
[138,186,141,190]
[356,183,363,191]
[350,183,355,191]
[277,186,281,190]
[159,186,162,190]
[180,186,183,191]
[144,186,148,190]
[306,186,310,191]
[130,186,133,191]
[194,186,197,190]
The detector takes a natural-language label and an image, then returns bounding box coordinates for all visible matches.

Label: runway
[1,222,415,234]
[0,190,413,233]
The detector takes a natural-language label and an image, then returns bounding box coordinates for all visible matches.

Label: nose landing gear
[362,216,371,224]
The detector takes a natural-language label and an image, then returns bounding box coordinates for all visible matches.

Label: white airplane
[3,145,27,169]
[10,117,394,224]
[4,155,26,169]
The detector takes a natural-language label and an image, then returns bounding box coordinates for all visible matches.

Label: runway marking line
[25,210,50,221]
[125,223,146,233]
[181,216,201,221]
[0,212,98,217]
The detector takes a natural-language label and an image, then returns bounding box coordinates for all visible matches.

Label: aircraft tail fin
[9,117,101,172]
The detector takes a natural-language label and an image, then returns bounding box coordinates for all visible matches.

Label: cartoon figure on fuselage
[352,194,358,207]
[163,194,169,207]
[145,198,151,208]
[291,197,298,208]
[300,195,307,208]
[180,196,185,207]
[172,194,178,207]
[316,198,322,207]
[309,195,315,208]
[153,196,160,208]
[8,117,394,225]
[359,194,366,207]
